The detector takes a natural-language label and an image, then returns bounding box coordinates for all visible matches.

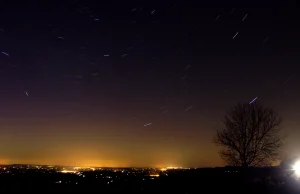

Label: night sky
[0,0,299,167]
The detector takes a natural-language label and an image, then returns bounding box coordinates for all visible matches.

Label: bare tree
[214,102,283,167]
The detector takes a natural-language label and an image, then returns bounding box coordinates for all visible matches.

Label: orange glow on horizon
[0,116,225,168]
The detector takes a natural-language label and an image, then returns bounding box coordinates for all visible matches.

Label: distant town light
[149,174,159,177]
[60,170,77,174]
[166,166,182,169]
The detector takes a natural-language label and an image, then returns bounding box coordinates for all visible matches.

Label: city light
[166,166,182,169]
[149,174,160,177]
[60,170,77,174]
[161,166,184,171]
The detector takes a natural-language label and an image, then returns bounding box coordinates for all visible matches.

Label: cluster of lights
[73,167,96,171]
[161,166,183,171]
[149,174,159,177]
[60,170,77,174]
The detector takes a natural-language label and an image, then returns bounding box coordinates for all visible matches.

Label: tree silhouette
[214,102,283,167]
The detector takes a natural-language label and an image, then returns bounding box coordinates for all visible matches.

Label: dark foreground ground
[0,166,299,193]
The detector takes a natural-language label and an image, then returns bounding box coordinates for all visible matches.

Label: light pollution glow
[0,117,222,167]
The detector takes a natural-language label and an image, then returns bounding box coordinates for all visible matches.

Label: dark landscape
[0,165,300,193]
